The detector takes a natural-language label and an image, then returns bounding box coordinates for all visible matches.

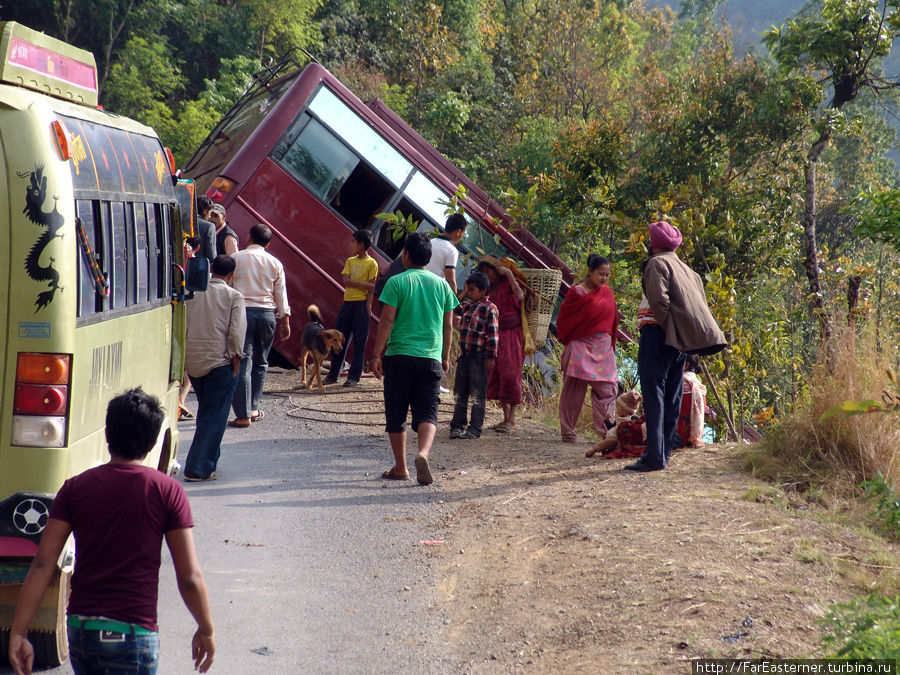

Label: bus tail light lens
[206,176,235,202]
[16,353,70,385]
[12,416,66,448]
[164,147,177,175]
[14,384,68,416]
[51,120,72,160]
[12,353,71,448]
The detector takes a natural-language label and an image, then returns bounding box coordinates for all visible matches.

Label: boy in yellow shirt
[325,229,380,386]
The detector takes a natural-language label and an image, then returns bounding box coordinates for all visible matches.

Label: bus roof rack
[181,48,317,176]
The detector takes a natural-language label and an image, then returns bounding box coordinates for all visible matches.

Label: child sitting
[585,390,643,458]
[450,272,499,439]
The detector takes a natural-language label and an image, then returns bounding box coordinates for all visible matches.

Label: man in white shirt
[424,213,467,293]
[229,224,291,427]
[184,255,247,480]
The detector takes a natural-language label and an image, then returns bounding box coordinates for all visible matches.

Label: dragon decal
[19,166,64,311]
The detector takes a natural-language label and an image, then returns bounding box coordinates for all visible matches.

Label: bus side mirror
[185,257,209,292]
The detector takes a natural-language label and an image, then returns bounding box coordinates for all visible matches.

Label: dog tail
[307,304,323,324]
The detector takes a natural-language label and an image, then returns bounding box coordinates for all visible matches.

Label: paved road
[4,378,456,674]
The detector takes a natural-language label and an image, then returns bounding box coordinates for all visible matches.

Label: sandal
[251,410,265,422]
[228,418,251,428]
[492,423,510,433]
[381,468,409,481]
[178,405,194,420]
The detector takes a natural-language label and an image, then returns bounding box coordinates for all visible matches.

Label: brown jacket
[642,251,727,356]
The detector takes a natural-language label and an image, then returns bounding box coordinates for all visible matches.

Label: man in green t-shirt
[371,232,459,485]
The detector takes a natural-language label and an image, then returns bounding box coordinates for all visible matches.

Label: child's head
[352,229,372,255]
[465,271,490,301]
[615,390,642,417]
[587,254,611,287]
[685,354,700,372]
[105,387,165,460]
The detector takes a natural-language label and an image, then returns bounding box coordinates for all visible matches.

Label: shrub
[819,594,900,659]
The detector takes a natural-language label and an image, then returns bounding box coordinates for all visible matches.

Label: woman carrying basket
[556,254,619,443]
[477,256,525,433]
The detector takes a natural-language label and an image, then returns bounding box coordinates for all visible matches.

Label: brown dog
[299,305,345,392]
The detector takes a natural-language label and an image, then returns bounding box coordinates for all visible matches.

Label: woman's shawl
[556,284,618,347]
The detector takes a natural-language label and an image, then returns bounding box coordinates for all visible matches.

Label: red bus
[182,53,574,365]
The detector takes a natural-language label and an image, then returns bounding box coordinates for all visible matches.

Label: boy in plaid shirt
[450,272,499,439]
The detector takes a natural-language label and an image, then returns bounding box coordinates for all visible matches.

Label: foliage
[819,594,900,659]
[846,189,900,252]
[861,474,900,540]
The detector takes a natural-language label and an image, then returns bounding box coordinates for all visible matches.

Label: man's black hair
[353,229,373,249]
[105,388,165,460]
[197,195,214,217]
[212,254,236,276]
[444,213,467,234]
[249,223,272,246]
[404,231,432,266]
[466,271,490,292]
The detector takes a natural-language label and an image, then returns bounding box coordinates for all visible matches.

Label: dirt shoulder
[274,371,900,673]
[428,419,900,673]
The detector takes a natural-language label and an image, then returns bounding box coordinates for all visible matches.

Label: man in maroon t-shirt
[8,388,215,675]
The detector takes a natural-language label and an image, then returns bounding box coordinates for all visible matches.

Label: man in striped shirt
[229,223,291,427]
[450,272,499,440]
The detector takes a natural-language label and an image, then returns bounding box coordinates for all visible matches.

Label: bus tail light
[14,385,68,416]
[12,353,71,448]
[206,176,235,202]
[164,147,177,175]
[16,353,70,385]
[51,120,72,161]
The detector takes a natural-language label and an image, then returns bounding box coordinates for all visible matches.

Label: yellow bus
[0,22,191,665]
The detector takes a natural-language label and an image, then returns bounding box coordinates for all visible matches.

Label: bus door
[0,130,9,390]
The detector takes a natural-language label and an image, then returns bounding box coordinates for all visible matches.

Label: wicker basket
[521,268,563,347]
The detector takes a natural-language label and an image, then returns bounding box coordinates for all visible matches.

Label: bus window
[146,204,160,300]
[273,116,395,230]
[76,200,99,317]
[133,204,150,303]
[161,205,173,294]
[307,86,412,187]
[109,202,128,308]
[403,171,449,228]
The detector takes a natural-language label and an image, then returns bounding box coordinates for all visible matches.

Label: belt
[67,615,156,635]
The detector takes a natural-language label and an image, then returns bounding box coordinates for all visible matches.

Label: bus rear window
[109,202,128,309]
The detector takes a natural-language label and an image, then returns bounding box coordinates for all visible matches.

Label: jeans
[450,351,488,437]
[68,625,159,674]
[637,325,686,469]
[233,307,276,418]
[328,301,370,382]
[186,364,238,478]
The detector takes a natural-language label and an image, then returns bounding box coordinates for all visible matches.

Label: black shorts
[382,354,443,433]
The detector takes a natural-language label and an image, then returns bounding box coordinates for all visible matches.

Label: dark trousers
[638,325,685,469]
[233,307,276,418]
[450,351,488,437]
[186,364,238,478]
[328,300,370,382]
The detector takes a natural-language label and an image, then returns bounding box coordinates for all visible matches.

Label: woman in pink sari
[478,257,525,433]
[556,254,619,443]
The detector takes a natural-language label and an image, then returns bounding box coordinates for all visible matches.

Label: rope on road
[285,395,456,426]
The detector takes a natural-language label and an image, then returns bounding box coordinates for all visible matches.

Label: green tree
[764,0,900,356]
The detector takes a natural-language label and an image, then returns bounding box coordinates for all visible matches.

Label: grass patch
[819,594,900,659]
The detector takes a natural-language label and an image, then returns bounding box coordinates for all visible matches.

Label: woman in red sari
[477,257,525,433]
[556,254,619,442]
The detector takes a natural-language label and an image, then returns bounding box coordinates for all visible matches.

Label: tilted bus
[0,23,192,665]
[183,52,575,366]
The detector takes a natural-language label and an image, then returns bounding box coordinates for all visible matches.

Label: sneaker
[449,428,464,439]
[323,376,338,385]
[342,379,359,387]
[460,431,480,440]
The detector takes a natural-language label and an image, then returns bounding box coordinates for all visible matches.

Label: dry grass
[747,326,900,493]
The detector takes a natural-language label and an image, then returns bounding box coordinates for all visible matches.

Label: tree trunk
[804,133,834,367]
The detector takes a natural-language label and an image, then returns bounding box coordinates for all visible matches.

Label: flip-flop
[251,410,265,422]
[414,455,433,486]
[178,405,194,420]
[381,468,409,481]
[492,423,510,433]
